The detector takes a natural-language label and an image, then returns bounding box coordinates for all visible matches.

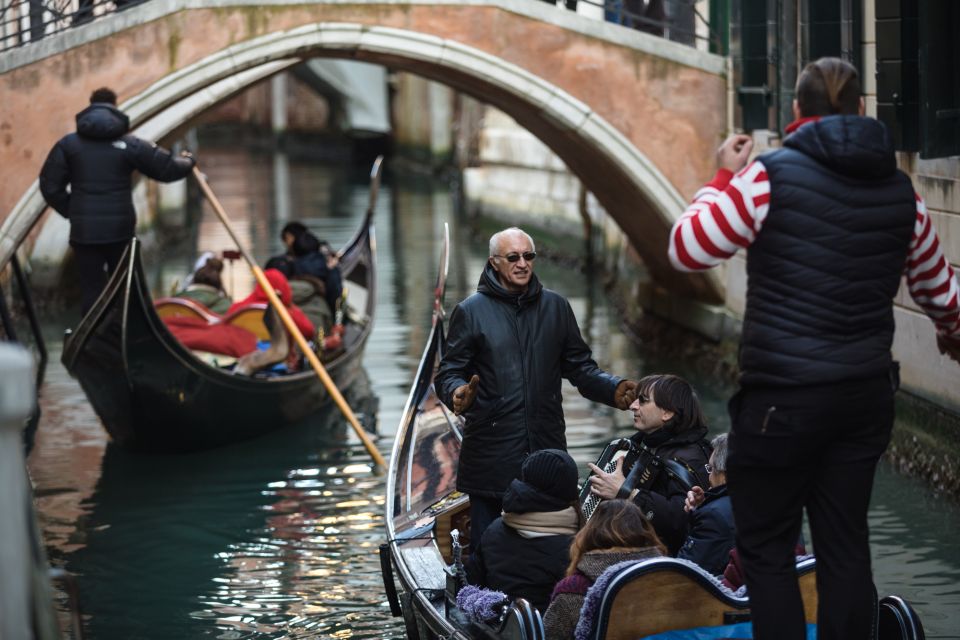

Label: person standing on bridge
[39,87,196,315]
[435,226,639,549]
[668,57,960,640]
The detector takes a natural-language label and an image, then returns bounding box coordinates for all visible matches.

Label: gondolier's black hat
[521,449,579,503]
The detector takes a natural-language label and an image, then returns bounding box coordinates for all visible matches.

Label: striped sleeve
[668,161,771,272]
[906,195,960,337]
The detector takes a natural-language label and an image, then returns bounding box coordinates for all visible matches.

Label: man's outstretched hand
[614,379,638,410]
[937,333,960,365]
[453,375,479,415]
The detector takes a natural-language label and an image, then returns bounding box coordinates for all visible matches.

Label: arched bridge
[0,0,728,301]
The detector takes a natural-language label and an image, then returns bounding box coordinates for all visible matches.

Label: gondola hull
[62,218,376,453]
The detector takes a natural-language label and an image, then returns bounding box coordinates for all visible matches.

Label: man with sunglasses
[437,227,638,549]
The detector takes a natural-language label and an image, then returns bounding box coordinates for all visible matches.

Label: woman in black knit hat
[466,448,583,613]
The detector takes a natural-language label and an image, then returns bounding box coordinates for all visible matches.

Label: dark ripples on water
[27,147,960,638]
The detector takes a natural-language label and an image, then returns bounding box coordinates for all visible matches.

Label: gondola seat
[154,297,221,323]
[221,303,271,340]
[585,556,817,640]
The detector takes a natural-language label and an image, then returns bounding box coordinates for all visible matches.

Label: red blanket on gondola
[162,316,258,357]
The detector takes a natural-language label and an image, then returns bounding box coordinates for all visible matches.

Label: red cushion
[162,316,258,357]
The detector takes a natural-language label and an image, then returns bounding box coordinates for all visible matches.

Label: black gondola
[61,207,376,453]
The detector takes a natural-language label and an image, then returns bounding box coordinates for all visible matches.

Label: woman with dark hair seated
[467,449,583,614]
[290,232,343,313]
[543,499,665,639]
[265,223,343,333]
[586,374,712,555]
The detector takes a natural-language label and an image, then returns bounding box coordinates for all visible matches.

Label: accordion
[579,437,663,520]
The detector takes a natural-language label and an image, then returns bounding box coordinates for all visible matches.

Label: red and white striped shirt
[668,162,960,338]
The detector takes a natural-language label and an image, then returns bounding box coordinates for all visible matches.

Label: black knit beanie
[520,449,579,503]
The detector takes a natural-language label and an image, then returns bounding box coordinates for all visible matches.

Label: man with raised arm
[39,87,195,315]
[436,227,638,548]
[668,58,960,640]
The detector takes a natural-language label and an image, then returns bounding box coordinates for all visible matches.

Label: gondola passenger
[678,433,736,575]
[173,255,231,315]
[227,269,315,371]
[586,374,711,555]
[466,449,582,614]
[543,499,665,640]
[266,223,343,333]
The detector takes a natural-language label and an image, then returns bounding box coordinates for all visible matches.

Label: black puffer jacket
[292,252,343,312]
[39,103,195,244]
[626,427,711,556]
[742,116,916,386]
[467,479,577,613]
[677,484,735,575]
[436,263,622,496]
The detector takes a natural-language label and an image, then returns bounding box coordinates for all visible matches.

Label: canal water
[27,144,960,639]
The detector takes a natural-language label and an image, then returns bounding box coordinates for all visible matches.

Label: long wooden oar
[192,165,386,469]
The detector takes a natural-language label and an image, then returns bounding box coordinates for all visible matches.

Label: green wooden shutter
[738,0,770,131]
[875,0,920,151]
[919,0,960,158]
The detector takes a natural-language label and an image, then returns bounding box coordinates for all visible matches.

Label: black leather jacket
[437,263,622,496]
[39,103,195,244]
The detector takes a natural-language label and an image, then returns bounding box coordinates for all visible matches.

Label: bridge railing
[0,0,146,51]
[562,0,722,53]
[1,0,721,55]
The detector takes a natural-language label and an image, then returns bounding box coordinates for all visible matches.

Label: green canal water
[27,146,960,638]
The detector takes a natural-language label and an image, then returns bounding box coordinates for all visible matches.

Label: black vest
[740,116,916,387]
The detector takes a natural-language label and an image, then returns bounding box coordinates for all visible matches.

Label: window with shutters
[918,1,960,158]
[732,0,862,134]
[876,0,959,158]
[876,0,920,151]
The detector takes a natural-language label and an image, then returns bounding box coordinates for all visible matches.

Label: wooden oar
[191,165,386,469]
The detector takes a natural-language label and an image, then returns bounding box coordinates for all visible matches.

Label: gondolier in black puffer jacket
[669,58,960,640]
[39,87,196,315]
[436,226,639,550]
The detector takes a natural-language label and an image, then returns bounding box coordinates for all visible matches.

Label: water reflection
[27,144,960,639]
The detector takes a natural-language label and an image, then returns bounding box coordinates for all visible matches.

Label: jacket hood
[577,548,661,581]
[784,115,896,180]
[75,103,130,139]
[234,268,293,307]
[477,260,543,303]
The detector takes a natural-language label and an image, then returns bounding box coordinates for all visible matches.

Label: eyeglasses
[705,462,715,473]
[492,251,537,263]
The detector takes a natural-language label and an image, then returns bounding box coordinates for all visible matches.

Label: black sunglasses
[493,251,537,263]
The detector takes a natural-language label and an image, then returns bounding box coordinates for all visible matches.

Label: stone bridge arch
[0,0,728,301]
